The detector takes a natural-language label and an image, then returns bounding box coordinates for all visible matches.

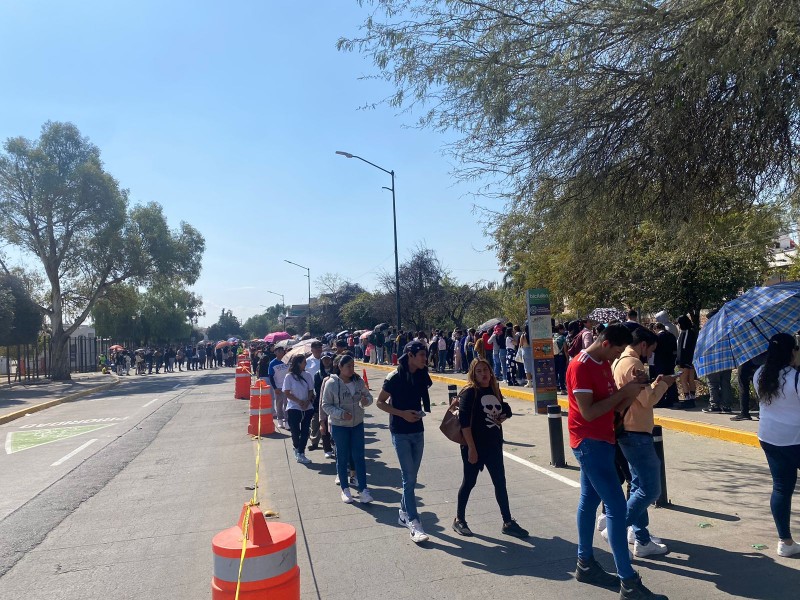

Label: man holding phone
[376,340,433,543]
[567,325,668,599]
[613,327,676,559]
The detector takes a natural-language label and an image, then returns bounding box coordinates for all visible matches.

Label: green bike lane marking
[4,424,114,454]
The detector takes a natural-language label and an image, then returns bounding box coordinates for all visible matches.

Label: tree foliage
[341,0,800,222]
[207,309,245,341]
[242,303,286,339]
[0,121,204,378]
[0,274,43,345]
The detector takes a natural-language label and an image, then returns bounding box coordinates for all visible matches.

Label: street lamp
[263,290,286,329]
[335,150,402,330]
[284,260,311,330]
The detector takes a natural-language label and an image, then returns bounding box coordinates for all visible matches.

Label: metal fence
[1,336,125,384]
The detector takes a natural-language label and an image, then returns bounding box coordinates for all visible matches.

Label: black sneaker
[701,404,721,413]
[620,573,668,599]
[574,557,619,588]
[502,519,529,538]
[677,399,695,409]
[721,405,733,414]
[730,414,752,421]
[452,518,473,536]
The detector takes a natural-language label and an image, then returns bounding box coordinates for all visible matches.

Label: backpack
[567,334,583,358]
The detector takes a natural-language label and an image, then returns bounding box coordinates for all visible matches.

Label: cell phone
[417,410,426,418]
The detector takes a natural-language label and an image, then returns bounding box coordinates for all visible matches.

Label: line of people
[258,339,530,546]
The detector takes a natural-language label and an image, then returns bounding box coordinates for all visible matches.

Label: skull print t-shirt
[458,386,511,448]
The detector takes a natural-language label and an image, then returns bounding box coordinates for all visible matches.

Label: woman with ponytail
[754,333,800,557]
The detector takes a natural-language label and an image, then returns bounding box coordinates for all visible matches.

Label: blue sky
[0,1,504,327]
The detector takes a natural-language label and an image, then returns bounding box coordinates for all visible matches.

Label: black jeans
[457,444,511,522]
[760,441,800,540]
[708,369,733,407]
[737,359,759,417]
[287,409,313,453]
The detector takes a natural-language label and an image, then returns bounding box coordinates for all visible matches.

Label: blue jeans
[760,440,800,540]
[493,348,502,378]
[572,438,635,579]
[438,349,447,372]
[391,431,425,521]
[618,433,662,544]
[331,423,367,491]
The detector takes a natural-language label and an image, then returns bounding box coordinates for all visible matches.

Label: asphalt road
[0,366,797,599]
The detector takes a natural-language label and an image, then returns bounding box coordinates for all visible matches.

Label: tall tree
[207,309,245,341]
[0,122,203,379]
[341,1,800,222]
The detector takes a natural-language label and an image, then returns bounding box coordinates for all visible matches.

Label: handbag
[440,388,475,445]
[514,347,524,363]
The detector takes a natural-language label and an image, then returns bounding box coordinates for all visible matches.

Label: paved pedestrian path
[356,361,760,447]
[0,372,120,425]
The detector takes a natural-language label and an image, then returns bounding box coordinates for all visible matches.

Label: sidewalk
[357,361,760,447]
[0,372,120,425]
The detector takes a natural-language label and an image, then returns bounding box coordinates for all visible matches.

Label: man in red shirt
[567,325,667,600]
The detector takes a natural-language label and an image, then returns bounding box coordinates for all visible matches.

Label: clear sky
[0,1,504,328]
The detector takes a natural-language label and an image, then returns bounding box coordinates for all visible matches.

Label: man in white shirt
[306,340,324,451]
[305,340,323,379]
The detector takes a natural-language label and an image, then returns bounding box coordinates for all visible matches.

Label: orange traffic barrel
[211,503,299,599]
[248,380,275,436]
[235,365,252,399]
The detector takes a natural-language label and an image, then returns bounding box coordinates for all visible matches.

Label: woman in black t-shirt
[453,357,529,539]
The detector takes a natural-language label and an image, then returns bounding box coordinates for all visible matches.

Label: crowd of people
[249,338,529,548]
[101,342,244,376]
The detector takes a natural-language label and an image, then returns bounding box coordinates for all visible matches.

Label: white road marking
[51,438,98,466]
[19,417,127,429]
[4,433,12,455]
[142,398,160,408]
[172,384,181,389]
[503,451,580,488]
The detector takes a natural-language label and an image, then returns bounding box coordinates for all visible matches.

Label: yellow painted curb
[0,375,121,425]
[357,361,759,448]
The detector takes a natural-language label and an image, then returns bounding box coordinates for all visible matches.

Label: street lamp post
[335,150,402,331]
[284,260,311,331]
[264,290,286,329]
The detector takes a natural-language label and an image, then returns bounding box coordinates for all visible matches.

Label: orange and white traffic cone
[362,368,370,390]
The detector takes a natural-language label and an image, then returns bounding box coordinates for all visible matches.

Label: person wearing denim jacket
[322,354,374,504]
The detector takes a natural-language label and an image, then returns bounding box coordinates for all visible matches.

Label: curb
[357,361,760,448]
[0,375,121,425]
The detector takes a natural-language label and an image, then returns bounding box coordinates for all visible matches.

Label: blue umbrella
[694,282,800,377]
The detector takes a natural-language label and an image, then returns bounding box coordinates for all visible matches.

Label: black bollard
[652,425,670,507]
[547,404,566,468]
[448,384,458,404]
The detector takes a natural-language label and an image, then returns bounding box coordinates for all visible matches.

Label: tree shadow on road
[639,539,800,598]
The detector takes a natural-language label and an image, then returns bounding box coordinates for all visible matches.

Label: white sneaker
[341,489,353,504]
[596,513,607,532]
[398,509,409,528]
[408,519,429,543]
[297,453,311,464]
[324,451,335,459]
[634,539,669,557]
[627,526,662,545]
[359,489,374,504]
[778,541,800,557]
[334,475,340,485]
[600,528,634,559]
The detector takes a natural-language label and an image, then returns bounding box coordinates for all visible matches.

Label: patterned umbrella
[477,317,505,332]
[694,282,800,377]
[587,308,627,322]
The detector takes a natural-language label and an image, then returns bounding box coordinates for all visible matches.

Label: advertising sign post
[526,288,558,414]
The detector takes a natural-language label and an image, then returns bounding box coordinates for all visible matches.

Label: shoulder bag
[440,388,475,445]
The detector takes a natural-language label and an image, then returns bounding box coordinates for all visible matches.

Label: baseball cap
[404,340,427,355]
